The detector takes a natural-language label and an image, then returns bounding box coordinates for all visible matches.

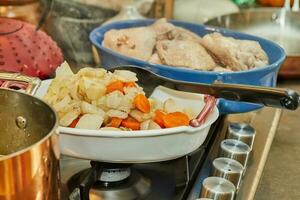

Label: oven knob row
[199,122,256,200]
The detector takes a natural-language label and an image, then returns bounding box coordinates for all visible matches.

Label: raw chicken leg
[102,27,156,61]
[200,32,269,71]
[156,40,216,70]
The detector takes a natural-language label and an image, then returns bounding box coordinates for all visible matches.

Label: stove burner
[90,169,150,200]
[100,167,131,184]
[67,162,152,200]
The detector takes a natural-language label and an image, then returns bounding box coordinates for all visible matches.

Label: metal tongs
[110,65,300,111]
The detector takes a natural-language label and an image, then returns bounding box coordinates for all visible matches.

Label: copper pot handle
[0,72,41,95]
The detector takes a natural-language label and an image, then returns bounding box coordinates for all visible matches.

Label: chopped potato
[149,98,163,110]
[107,109,128,119]
[149,120,161,130]
[86,83,106,101]
[59,100,81,114]
[140,120,150,130]
[106,91,123,109]
[75,114,104,129]
[60,108,80,127]
[55,61,74,77]
[118,96,133,113]
[129,109,152,122]
[81,101,106,117]
[78,67,106,78]
[113,70,138,82]
[53,95,71,112]
[163,98,183,113]
[140,120,161,130]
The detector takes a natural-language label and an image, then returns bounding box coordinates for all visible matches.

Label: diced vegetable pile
[44,62,196,131]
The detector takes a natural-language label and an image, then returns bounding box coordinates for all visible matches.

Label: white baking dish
[35,79,219,163]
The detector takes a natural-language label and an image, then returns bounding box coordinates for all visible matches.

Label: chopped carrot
[107,117,123,128]
[124,82,136,88]
[69,117,80,128]
[121,117,140,130]
[153,109,166,128]
[162,112,189,128]
[106,80,124,93]
[134,94,150,113]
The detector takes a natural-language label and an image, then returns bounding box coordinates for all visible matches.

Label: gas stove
[60,116,227,200]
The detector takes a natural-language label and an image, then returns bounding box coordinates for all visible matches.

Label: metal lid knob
[201,177,236,200]
[212,157,244,189]
[228,123,255,136]
[220,139,251,167]
[228,123,256,149]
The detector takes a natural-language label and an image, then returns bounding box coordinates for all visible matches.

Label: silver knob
[200,177,235,200]
[16,116,27,129]
[227,123,256,149]
[211,157,244,189]
[220,139,251,167]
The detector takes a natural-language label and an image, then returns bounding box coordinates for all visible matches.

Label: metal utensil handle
[0,72,41,95]
[108,65,300,111]
[211,83,299,110]
[156,73,300,110]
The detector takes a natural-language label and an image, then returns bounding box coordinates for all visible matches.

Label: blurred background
[1,0,298,74]
[0,1,299,199]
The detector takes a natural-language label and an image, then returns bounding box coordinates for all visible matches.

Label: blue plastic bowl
[90,19,286,114]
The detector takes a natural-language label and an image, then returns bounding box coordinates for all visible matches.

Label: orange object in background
[258,0,294,6]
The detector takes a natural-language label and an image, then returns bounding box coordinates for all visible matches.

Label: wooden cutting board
[279,56,300,79]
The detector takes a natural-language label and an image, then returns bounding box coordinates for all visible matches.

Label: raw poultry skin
[149,18,202,42]
[200,32,269,71]
[156,40,216,70]
[149,18,216,69]
[148,53,163,65]
[102,27,157,61]
[149,18,175,40]
[102,19,269,72]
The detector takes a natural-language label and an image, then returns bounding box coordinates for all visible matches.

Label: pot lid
[0,19,23,35]
[0,18,63,79]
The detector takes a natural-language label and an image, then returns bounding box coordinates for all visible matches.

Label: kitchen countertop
[229,107,282,200]
[254,81,300,200]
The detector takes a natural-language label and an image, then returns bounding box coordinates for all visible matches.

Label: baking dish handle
[0,72,41,95]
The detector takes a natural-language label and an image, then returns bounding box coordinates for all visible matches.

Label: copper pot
[0,73,60,200]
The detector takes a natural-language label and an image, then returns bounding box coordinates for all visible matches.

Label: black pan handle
[109,65,300,111]
[211,83,300,110]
